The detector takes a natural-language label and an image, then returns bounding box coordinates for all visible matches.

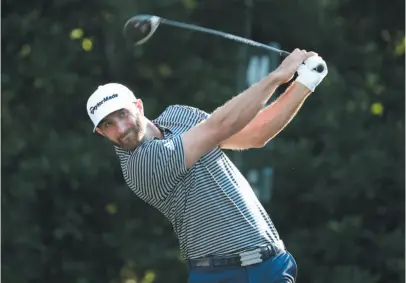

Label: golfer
[86,49,328,283]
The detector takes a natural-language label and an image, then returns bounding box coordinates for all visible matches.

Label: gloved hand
[295,55,328,92]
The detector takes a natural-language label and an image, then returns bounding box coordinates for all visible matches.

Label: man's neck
[145,120,164,140]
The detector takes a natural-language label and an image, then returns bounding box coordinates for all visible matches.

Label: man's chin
[110,133,145,150]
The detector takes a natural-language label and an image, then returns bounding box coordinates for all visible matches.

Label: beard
[113,115,146,150]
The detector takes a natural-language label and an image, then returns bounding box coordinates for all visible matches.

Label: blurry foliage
[1,0,404,283]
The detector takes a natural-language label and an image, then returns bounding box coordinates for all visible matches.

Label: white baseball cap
[86,83,137,132]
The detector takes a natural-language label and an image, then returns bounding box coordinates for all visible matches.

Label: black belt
[188,240,285,268]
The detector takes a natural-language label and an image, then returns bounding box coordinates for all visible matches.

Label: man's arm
[181,49,314,168]
[219,82,311,150]
[220,54,329,150]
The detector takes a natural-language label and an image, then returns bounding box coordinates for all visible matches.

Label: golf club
[123,14,324,73]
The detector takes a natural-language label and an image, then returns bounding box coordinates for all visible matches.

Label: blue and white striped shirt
[115,105,281,259]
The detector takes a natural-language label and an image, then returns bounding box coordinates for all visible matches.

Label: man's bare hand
[273,49,317,84]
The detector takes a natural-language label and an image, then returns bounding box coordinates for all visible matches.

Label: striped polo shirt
[115,105,281,259]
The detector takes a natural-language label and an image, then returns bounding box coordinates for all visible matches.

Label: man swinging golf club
[86,48,328,282]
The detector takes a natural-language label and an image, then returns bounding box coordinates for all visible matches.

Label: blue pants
[187,251,297,283]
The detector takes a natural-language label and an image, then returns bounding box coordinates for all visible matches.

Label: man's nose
[116,120,128,135]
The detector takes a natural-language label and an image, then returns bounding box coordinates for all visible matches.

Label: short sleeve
[195,108,210,122]
[125,135,188,202]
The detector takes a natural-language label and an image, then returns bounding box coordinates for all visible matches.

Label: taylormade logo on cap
[89,93,119,114]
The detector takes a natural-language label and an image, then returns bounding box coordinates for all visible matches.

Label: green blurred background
[2,0,405,282]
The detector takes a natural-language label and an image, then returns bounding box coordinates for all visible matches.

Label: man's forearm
[206,72,282,141]
[251,82,311,145]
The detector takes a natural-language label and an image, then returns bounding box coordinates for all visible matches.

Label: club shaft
[160,19,290,57]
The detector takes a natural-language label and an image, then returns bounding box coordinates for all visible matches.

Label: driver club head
[123,14,162,46]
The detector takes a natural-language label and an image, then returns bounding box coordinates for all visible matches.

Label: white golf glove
[295,55,328,92]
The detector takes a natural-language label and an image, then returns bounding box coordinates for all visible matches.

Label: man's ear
[95,128,105,136]
[135,99,144,116]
